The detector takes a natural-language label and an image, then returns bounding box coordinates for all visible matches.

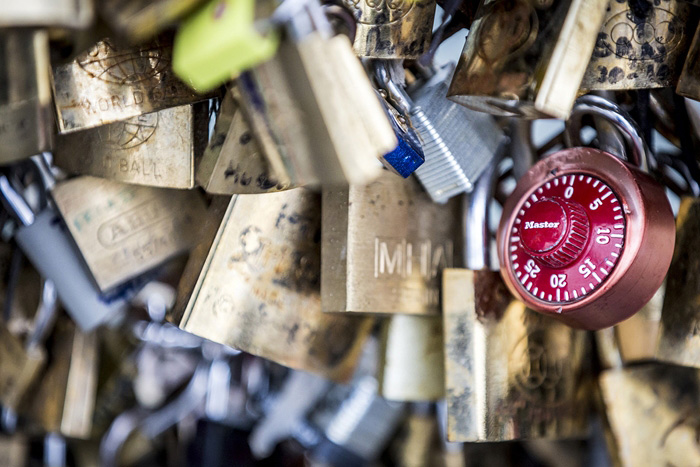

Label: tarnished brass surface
[677,22,700,100]
[657,197,700,368]
[600,364,700,467]
[447,0,607,119]
[379,315,444,401]
[0,436,28,467]
[55,104,208,189]
[98,0,207,42]
[0,30,53,163]
[51,176,206,292]
[616,285,663,362]
[177,190,374,382]
[581,0,694,91]
[344,0,436,58]
[443,268,589,442]
[0,0,93,28]
[196,89,289,194]
[52,36,212,134]
[237,34,394,187]
[322,171,460,316]
[28,319,98,439]
[0,326,45,410]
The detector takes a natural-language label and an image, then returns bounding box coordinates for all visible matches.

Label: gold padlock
[581,0,695,91]
[54,103,209,189]
[0,30,53,163]
[657,197,700,368]
[447,0,608,119]
[52,35,215,134]
[322,171,460,316]
[598,364,700,467]
[27,317,99,439]
[344,0,437,59]
[51,176,207,293]
[196,88,289,194]
[173,190,374,382]
[378,315,444,401]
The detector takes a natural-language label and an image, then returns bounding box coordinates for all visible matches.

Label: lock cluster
[0,0,698,465]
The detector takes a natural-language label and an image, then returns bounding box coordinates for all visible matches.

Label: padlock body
[497,147,674,329]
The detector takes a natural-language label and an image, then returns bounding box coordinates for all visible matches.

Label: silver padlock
[0,171,129,331]
[0,0,93,28]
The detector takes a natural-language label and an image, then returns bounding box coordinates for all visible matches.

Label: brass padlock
[0,30,53,164]
[236,1,396,187]
[657,197,700,368]
[443,159,589,442]
[172,190,374,382]
[344,0,437,59]
[27,316,99,439]
[54,102,209,189]
[52,35,215,134]
[322,170,460,316]
[677,22,700,100]
[598,363,700,466]
[378,315,444,401]
[51,176,206,293]
[0,435,27,467]
[447,0,608,119]
[97,0,206,42]
[581,0,695,91]
[196,88,289,194]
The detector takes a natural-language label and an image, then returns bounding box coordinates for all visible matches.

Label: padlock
[196,88,289,194]
[172,0,279,92]
[98,0,207,43]
[172,189,374,382]
[372,63,425,178]
[378,314,444,401]
[236,0,396,187]
[322,169,460,316]
[446,0,608,119]
[443,154,589,442]
[0,280,59,412]
[27,315,99,439]
[409,63,506,203]
[52,34,215,134]
[656,197,700,368]
[0,0,93,28]
[0,30,53,164]
[497,95,674,329]
[581,0,695,92]
[51,176,207,293]
[0,171,130,331]
[677,22,700,101]
[0,435,27,467]
[595,332,700,467]
[53,102,209,189]
[344,0,436,59]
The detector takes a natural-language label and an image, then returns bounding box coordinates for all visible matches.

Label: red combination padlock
[497,96,675,330]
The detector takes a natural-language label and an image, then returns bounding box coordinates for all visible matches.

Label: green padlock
[173,0,279,92]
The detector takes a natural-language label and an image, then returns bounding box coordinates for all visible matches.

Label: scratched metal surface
[581,0,694,91]
[179,189,374,382]
[51,176,207,292]
[55,103,207,189]
[322,170,461,316]
[52,36,214,134]
[442,268,590,442]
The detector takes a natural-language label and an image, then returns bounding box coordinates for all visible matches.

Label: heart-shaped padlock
[497,96,675,330]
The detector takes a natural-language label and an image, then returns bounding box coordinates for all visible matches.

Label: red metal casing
[497,147,675,330]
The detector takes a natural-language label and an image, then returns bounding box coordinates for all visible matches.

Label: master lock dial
[498,147,674,330]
